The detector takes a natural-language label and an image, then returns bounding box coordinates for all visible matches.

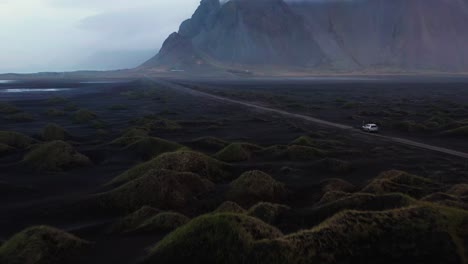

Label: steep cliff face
[191,0,325,67]
[142,0,468,73]
[142,33,207,70]
[293,0,468,71]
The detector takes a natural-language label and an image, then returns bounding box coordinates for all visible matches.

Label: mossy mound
[110,207,189,234]
[133,212,190,233]
[0,131,36,149]
[109,150,231,186]
[111,128,150,146]
[109,206,161,233]
[5,112,34,122]
[215,143,262,162]
[422,193,468,210]
[143,213,282,264]
[0,225,89,264]
[73,109,97,123]
[215,201,246,214]
[286,145,327,161]
[23,141,91,172]
[441,126,468,137]
[295,192,415,227]
[316,191,352,205]
[313,158,353,173]
[320,178,356,194]
[254,206,467,264]
[122,137,185,160]
[41,123,70,141]
[0,102,20,114]
[290,135,316,146]
[189,137,229,151]
[228,170,287,205]
[46,96,68,105]
[248,202,290,225]
[0,143,15,156]
[362,170,441,198]
[448,184,468,197]
[98,169,214,212]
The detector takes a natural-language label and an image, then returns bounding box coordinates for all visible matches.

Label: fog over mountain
[143,0,468,73]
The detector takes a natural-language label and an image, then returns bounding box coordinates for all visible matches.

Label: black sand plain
[0,78,467,264]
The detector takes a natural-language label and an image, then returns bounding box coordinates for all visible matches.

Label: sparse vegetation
[362,170,441,198]
[46,96,68,105]
[441,126,468,137]
[41,123,70,141]
[143,213,282,264]
[98,169,214,212]
[73,109,97,123]
[22,140,91,172]
[0,131,36,148]
[248,202,290,225]
[0,143,15,156]
[215,201,246,214]
[228,170,287,205]
[0,102,20,114]
[0,225,89,264]
[215,143,262,162]
[109,150,231,186]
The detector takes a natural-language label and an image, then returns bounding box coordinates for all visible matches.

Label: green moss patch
[133,212,190,233]
[362,170,441,198]
[255,206,468,264]
[109,206,160,233]
[143,213,282,264]
[98,169,214,212]
[215,201,246,214]
[228,170,287,205]
[109,150,231,186]
[248,202,290,225]
[297,192,415,227]
[448,184,468,197]
[320,178,356,194]
[441,126,468,137]
[0,131,36,148]
[215,143,262,162]
[110,128,150,146]
[109,206,189,234]
[422,193,467,210]
[41,123,70,141]
[0,102,20,114]
[22,140,91,172]
[0,225,89,264]
[122,137,185,160]
[0,143,15,156]
[73,109,97,123]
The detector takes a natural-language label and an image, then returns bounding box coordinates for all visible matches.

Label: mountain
[142,0,468,73]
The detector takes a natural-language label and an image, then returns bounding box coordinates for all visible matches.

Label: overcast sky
[0,0,199,73]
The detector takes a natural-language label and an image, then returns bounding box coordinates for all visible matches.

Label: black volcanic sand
[182,77,468,152]
[0,78,467,264]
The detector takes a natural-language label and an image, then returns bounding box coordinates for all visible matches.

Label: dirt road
[150,77,468,160]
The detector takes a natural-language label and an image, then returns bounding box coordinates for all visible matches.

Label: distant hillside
[142,0,468,74]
